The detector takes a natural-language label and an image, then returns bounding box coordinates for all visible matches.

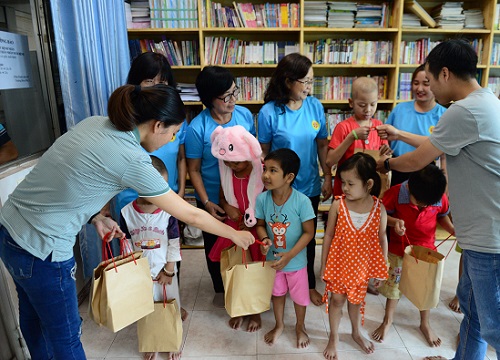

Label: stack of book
[327,2,356,28]
[402,13,424,27]
[304,1,328,27]
[463,9,484,29]
[149,0,198,28]
[126,1,150,29]
[354,2,390,28]
[177,83,200,102]
[432,2,465,29]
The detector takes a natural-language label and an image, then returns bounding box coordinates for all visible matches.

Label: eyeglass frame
[141,79,169,86]
[216,87,240,103]
[295,78,314,86]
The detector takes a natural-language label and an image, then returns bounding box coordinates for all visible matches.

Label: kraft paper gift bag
[220,244,251,286]
[90,249,154,332]
[399,245,445,311]
[137,285,183,352]
[221,245,276,318]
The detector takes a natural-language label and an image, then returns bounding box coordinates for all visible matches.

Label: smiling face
[340,168,372,201]
[288,67,313,102]
[412,70,435,103]
[211,82,238,117]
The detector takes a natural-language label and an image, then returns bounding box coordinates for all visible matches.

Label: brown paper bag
[221,245,276,318]
[399,245,445,310]
[220,245,251,286]
[89,251,154,332]
[137,298,183,352]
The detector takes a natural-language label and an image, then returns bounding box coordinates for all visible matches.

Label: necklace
[272,188,292,223]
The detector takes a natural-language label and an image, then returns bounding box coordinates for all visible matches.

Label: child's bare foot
[448,296,461,313]
[310,289,324,306]
[367,281,379,295]
[246,314,261,332]
[264,325,284,346]
[229,316,244,330]
[181,307,188,321]
[372,321,391,343]
[143,352,158,360]
[167,352,181,360]
[323,334,339,360]
[352,332,375,354]
[296,324,310,348]
[420,323,441,347]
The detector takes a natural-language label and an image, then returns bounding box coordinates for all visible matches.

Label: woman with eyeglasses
[257,53,332,307]
[185,66,255,308]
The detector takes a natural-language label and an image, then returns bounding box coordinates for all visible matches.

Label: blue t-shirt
[255,189,316,272]
[257,96,327,197]
[114,120,187,214]
[386,101,445,157]
[185,106,255,203]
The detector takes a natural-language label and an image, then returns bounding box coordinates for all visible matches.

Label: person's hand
[373,279,384,288]
[321,176,333,202]
[230,230,254,249]
[205,201,226,221]
[320,265,326,282]
[260,238,272,255]
[224,204,242,224]
[376,124,399,141]
[353,126,371,141]
[92,214,125,242]
[156,272,173,286]
[376,154,391,174]
[379,144,393,157]
[271,252,291,271]
[394,219,406,236]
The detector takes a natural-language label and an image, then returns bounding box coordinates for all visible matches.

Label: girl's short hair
[196,66,235,109]
[127,52,177,89]
[337,153,381,197]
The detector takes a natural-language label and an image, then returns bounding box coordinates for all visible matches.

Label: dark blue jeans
[0,225,86,360]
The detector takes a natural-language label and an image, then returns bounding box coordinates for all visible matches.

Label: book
[404,0,436,28]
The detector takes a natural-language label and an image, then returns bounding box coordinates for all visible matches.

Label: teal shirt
[0,116,170,261]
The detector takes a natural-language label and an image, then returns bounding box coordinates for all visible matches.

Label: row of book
[304,39,393,65]
[126,0,198,29]
[128,38,200,66]
[399,38,483,65]
[234,77,271,101]
[491,42,500,66]
[204,37,299,65]
[312,76,388,101]
[304,1,391,28]
[487,77,500,97]
[398,73,413,101]
[205,1,300,28]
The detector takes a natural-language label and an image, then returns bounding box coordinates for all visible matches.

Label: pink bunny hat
[210,125,263,228]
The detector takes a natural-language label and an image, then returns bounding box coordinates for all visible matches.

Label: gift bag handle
[101,233,138,272]
[435,233,457,260]
[402,234,419,264]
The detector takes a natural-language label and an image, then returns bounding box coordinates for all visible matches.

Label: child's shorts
[273,267,310,306]
[455,243,463,253]
[378,252,403,300]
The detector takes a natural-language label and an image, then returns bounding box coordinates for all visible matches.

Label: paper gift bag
[137,290,182,352]
[221,245,276,318]
[399,245,445,311]
[90,250,154,332]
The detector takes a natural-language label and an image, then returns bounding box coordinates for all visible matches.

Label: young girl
[320,152,388,359]
[207,125,264,332]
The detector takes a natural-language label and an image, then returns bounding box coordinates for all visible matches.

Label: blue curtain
[50,0,131,278]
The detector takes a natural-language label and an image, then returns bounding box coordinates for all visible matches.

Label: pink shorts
[272,267,310,306]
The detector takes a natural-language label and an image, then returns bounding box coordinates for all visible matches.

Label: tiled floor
[80,243,498,360]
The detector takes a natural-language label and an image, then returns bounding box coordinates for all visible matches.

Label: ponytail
[108,84,185,131]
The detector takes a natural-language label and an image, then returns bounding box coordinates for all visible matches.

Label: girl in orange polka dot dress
[320,153,388,360]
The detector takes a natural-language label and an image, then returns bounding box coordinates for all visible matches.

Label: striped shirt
[0,116,170,261]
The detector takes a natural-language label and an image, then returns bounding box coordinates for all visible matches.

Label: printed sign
[0,30,32,90]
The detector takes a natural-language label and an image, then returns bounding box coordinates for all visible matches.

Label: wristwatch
[384,158,391,171]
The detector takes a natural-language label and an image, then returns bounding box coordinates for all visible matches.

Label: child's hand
[157,272,173,286]
[320,266,326,282]
[353,126,371,141]
[372,279,384,288]
[271,252,291,271]
[394,219,406,236]
[260,238,272,255]
[225,205,242,224]
[379,144,393,157]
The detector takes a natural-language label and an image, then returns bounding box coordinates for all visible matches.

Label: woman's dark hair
[108,84,185,131]
[127,52,177,89]
[408,164,447,206]
[264,53,312,113]
[337,153,381,197]
[195,66,235,109]
[425,39,477,81]
[411,64,426,83]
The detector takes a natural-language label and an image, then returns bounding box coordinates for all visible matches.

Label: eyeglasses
[141,79,169,86]
[217,87,240,103]
[295,79,314,86]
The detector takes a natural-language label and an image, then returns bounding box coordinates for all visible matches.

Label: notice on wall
[0,30,32,90]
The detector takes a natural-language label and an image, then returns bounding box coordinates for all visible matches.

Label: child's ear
[348,98,354,108]
[366,178,374,191]
[285,172,295,184]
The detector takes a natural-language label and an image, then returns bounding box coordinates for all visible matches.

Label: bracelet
[352,130,359,140]
[162,267,175,277]
[203,199,210,207]
[384,158,391,171]
[261,236,270,242]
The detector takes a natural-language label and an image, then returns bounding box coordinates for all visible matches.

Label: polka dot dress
[322,196,388,313]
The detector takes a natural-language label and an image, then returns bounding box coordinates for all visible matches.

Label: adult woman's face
[288,67,313,102]
[412,70,435,103]
[211,83,239,116]
[142,122,182,153]
[140,73,168,87]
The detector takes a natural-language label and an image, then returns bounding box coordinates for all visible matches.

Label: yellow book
[404,0,436,28]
